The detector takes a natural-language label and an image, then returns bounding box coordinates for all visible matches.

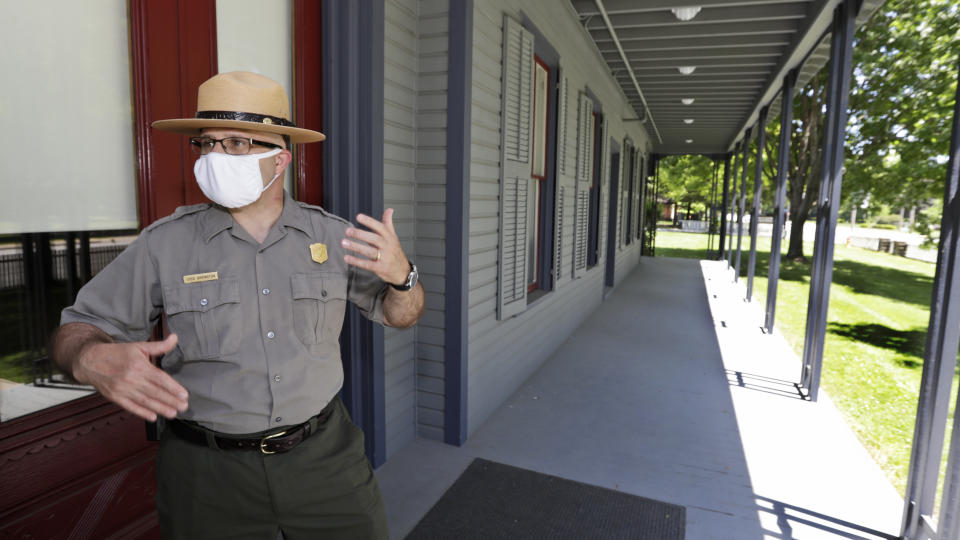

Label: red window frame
[294,0,324,206]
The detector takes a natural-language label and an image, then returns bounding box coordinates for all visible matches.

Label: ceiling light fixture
[681,98,695,105]
[685,139,694,144]
[678,66,696,75]
[684,119,694,124]
[671,7,702,22]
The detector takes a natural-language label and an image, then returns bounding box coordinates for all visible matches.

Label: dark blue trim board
[444,0,473,446]
[322,0,387,466]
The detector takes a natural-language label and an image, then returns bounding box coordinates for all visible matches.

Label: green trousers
[156,397,388,540]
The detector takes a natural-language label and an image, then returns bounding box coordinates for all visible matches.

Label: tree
[784,71,827,260]
[846,0,959,215]
[763,0,958,260]
[657,154,716,221]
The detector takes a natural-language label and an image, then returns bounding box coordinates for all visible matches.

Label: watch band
[391,261,418,291]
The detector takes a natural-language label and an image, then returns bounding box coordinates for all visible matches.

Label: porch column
[707,159,719,255]
[901,55,960,540]
[718,154,732,260]
[799,0,858,401]
[727,143,741,268]
[444,0,473,446]
[746,107,768,301]
[764,70,797,333]
[322,0,387,464]
[734,128,751,281]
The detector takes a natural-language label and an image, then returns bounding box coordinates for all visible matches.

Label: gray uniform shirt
[61,191,388,434]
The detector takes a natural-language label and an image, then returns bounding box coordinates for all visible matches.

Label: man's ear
[274,149,293,176]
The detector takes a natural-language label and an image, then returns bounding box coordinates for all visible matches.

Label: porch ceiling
[570,0,884,155]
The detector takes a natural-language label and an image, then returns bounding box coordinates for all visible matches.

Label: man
[50,71,423,539]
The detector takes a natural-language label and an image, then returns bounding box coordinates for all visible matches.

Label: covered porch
[376,256,902,539]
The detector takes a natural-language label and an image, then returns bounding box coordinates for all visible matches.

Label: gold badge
[310,243,328,264]
[183,271,219,284]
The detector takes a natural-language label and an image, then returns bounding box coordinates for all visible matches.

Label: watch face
[409,265,418,288]
[407,264,418,288]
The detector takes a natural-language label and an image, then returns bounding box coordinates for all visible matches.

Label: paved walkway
[376,257,904,539]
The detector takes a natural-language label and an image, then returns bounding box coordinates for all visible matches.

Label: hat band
[195,110,296,128]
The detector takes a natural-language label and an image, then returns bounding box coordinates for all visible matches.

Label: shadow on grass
[657,238,933,308]
[748,251,933,308]
[656,246,709,260]
[827,322,927,368]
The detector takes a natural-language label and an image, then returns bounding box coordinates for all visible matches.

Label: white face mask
[193,148,282,208]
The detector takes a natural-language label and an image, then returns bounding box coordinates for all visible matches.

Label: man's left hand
[342,208,409,286]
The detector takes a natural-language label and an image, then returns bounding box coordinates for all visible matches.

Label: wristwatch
[392,261,418,291]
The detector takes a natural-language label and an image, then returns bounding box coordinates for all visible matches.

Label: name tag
[310,243,328,264]
[183,271,219,284]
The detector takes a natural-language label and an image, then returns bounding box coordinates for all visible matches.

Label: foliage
[846,0,960,210]
[657,155,719,219]
[784,70,828,260]
[737,1,959,260]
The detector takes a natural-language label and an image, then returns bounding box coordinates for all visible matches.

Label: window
[0,1,140,422]
[527,57,550,292]
[217,0,296,193]
[587,111,602,267]
[620,143,633,248]
[497,16,560,319]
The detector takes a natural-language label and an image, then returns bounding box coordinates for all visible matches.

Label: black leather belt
[168,399,336,455]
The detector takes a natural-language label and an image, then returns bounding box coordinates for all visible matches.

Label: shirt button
[200,298,208,306]
[262,288,270,295]
[266,331,275,339]
[321,290,328,297]
[275,417,282,423]
[274,374,281,382]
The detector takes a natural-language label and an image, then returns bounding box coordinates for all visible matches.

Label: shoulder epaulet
[142,203,212,232]
[296,201,352,227]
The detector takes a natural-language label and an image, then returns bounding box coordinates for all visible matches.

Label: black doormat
[405,458,685,539]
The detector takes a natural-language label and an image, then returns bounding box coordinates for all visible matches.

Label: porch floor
[376,257,904,539]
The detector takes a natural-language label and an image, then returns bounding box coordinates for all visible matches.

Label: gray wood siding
[466,0,653,435]
[415,0,449,442]
[384,0,419,458]
[383,0,452,454]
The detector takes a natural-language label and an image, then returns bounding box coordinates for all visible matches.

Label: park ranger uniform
[60,190,389,539]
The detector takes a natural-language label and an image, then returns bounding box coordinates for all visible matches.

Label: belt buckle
[259,430,288,455]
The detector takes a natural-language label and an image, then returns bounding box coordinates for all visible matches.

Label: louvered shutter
[596,117,609,264]
[618,142,630,250]
[556,70,569,178]
[497,15,534,320]
[553,68,573,287]
[572,92,593,278]
[554,184,565,285]
[631,150,641,242]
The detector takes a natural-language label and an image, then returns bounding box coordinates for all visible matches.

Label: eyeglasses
[189,136,283,155]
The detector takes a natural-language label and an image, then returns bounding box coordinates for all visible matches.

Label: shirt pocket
[291,272,348,345]
[163,278,241,360]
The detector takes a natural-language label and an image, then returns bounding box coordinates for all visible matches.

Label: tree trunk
[784,70,826,261]
[786,209,808,259]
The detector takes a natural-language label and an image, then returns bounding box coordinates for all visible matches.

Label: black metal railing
[0,233,132,391]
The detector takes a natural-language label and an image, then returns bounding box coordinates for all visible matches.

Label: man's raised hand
[341,208,410,286]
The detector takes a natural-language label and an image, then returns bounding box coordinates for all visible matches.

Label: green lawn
[0,284,68,384]
[655,229,951,497]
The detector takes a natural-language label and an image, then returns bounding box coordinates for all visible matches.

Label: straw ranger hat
[152,71,325,143]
